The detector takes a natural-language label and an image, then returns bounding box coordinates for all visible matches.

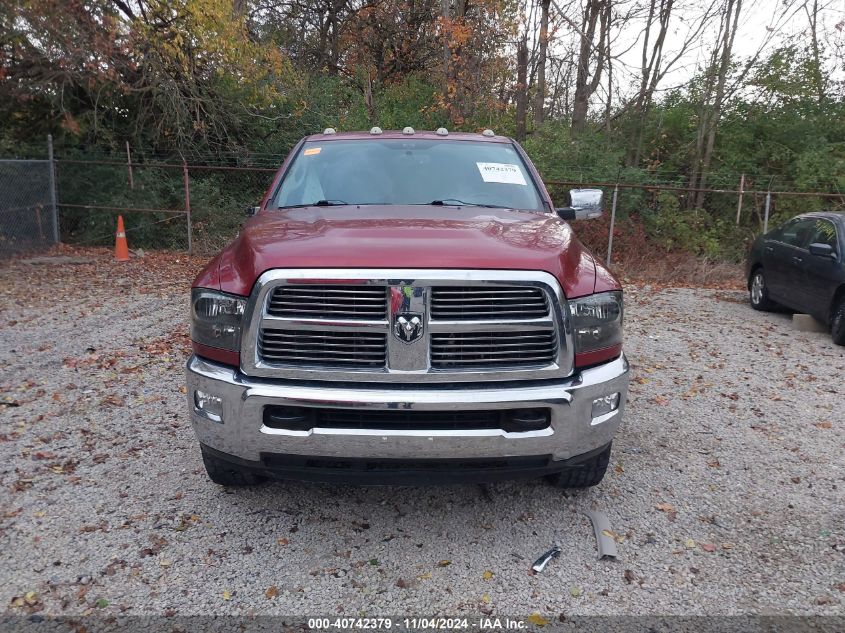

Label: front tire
[546,444,611,489]
[749,268,777,311]
[832,295,845,346]
[201,447,265,486]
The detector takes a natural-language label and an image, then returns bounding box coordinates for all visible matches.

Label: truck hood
[195,205,619,298]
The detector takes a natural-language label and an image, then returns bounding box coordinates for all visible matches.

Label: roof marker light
[402,127,415,135]
[482,129,495,137]
[323,127,336,135]
[435,127,449,136]
[370,126,383,135]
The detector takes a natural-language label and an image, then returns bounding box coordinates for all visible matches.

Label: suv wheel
[832,295,845,346]
[749,269,777,311]
[546,444,611,489]
[201,447,265,486]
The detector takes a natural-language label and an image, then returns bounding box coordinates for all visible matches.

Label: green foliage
[642,204,747,261]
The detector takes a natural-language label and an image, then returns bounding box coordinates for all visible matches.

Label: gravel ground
[1,250,843,618]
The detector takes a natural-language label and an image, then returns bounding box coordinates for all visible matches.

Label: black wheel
[201,447,265,486]
[546,444,611,489]
[832,295,845,346]
[749,268,777,311]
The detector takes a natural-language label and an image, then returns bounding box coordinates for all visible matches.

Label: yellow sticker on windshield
[304,147,321,156]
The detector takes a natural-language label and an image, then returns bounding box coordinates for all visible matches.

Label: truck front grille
[259,329,387,368]
[430,286,548,320]
[430,330,557,368]
[243,271,571,382]
[267,285,387,320]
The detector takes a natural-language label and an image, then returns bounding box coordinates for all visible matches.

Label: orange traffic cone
[115,215,129,262]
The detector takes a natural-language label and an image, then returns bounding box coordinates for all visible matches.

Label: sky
[550,0,845,100]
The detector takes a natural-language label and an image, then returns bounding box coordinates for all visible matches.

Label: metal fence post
[183,161,193,254]
[126,141,134,190]
[47,134,59,244]
[763,190,771,234]
[735,173,745,225]
[606,183,618,267]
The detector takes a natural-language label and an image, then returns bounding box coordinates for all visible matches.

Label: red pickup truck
[187,128,629,487]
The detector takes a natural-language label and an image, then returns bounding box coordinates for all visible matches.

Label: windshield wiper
[429,198,507,208]
[279,199,348,209]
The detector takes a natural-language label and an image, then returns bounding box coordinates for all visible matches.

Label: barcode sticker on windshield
[476,162,527,185]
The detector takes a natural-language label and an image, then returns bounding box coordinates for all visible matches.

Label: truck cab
[187,128,629,487]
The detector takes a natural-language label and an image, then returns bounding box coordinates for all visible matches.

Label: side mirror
[245,205,260,217]
[808,243,835,259]
[555,188,603,221]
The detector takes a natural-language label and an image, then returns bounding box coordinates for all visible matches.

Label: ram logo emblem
[393,312,424,344]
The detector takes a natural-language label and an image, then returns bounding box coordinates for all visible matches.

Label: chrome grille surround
[241,269,573,383]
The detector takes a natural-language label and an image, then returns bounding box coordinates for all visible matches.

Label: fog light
[591,393,620,420]
[194,390,223,422]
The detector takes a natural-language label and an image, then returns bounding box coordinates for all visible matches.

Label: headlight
[190,289,246,352]
[569,291,623,366]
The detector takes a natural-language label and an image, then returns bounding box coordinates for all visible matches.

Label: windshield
[273,139,544,211]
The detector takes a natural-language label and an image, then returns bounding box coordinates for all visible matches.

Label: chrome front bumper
[186,354,630,464]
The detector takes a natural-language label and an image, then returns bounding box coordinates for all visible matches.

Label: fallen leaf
[482,570,494,580]
[655,502,678,521]
[701,543,716,552]
[265,586,278,599]
[527,613,549,627]
[395,579,408,589]
[623,569,636,584]
[277,538,289,546]
[481,594,490,604]
[24,592,38,606]
[813,421,832,429]
[159,558,172,567]
[685,538,696,549]
[418,572,432,581]
[94,598,108,608]
[437,559,451,567]
[570,586,583,598]
[222,589,231,601]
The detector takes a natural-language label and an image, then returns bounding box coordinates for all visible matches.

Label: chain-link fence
[53,158,276,255]
[2,140,844,264]
[0,159,57,258]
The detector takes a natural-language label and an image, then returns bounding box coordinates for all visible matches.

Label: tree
[570,0,610,135]
[533,0,552,124]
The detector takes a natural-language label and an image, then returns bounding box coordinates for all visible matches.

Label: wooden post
[735,173,745,225]
[126,141,134,190]
[183,161,193,254]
